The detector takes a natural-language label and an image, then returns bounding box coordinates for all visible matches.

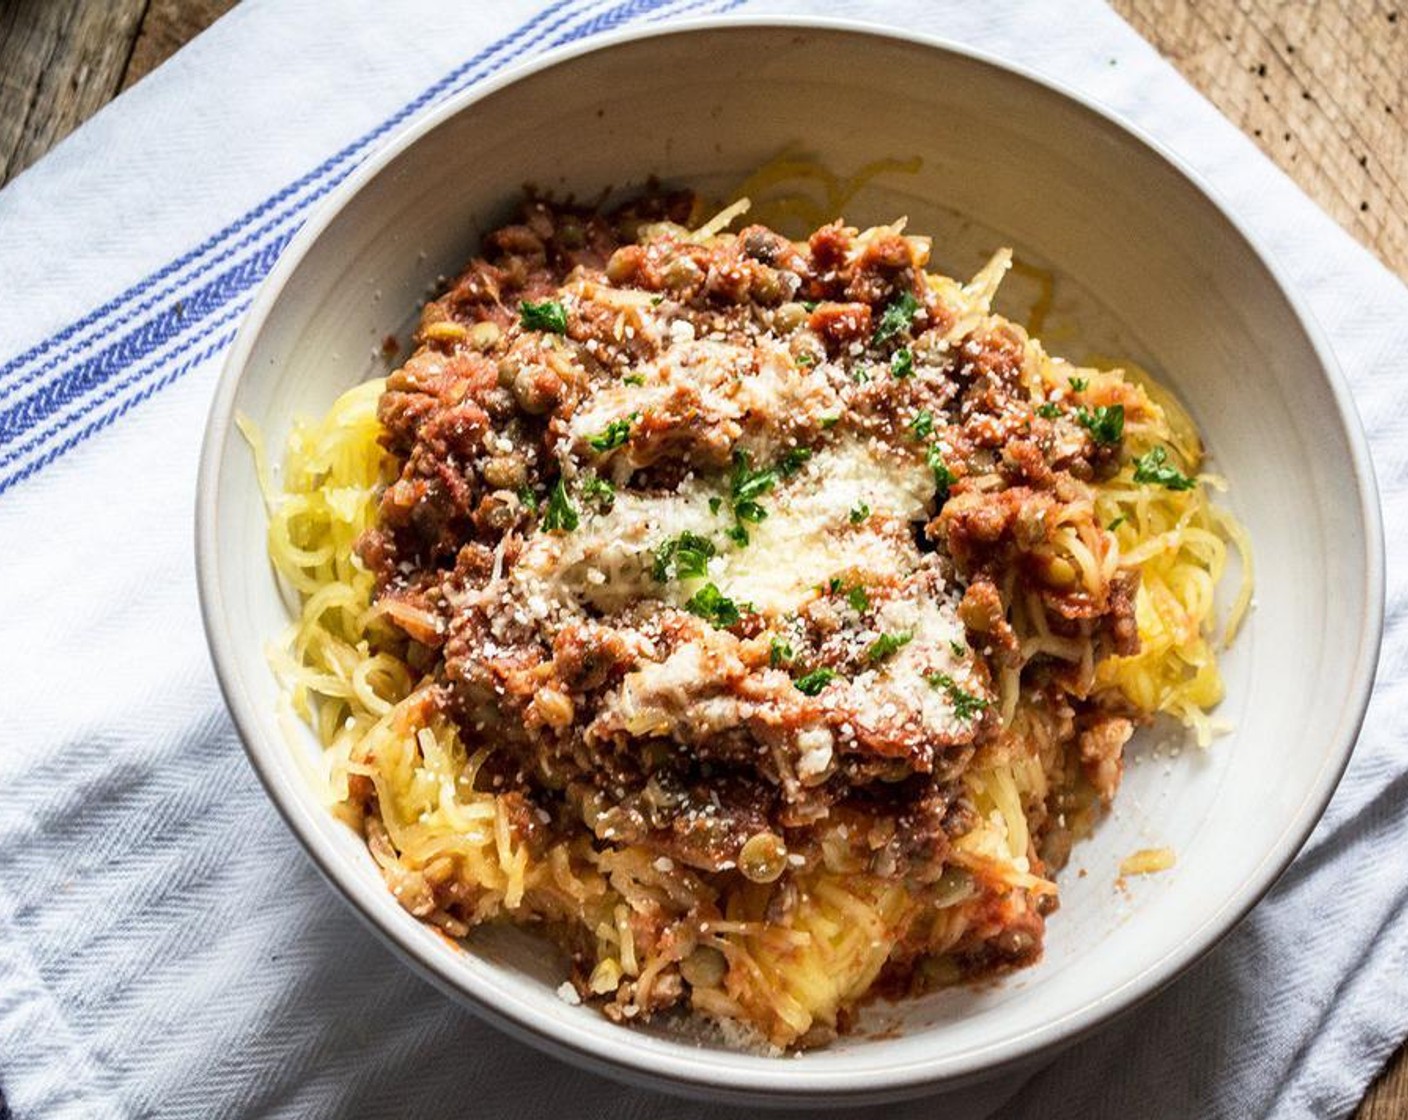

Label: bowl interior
[200,23,1377,1101]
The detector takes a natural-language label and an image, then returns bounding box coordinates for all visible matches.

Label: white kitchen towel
[0,2,1403,1117]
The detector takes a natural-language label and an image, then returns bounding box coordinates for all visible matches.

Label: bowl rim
[195,13,1386,1104]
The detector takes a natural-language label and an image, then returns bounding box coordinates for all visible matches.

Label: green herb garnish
[846,585,870,613]
[686,582,741,628]
[910,409,934,439]
[1131,445,1196,491]
[623,374,646,386]
[925,673,989,720]
[801,300,819,312]
[927,445,957,502]
[794,668,839,696]
[1108,515,1127,531]
[520,299,568,334]
[581,474,615,510]
[1076,404,1125,445]
[891,347,914,379]
[1068,376,1089,392]
[779,447,813,478]
[949,640,967,658]
[731,450,778,503]
[542,478,579,532]
[769,637,795,667]
[653,532,716,581]
[730,449,778,526]
[849,501,870,524]
[820,415,840,430]
[1036,402,1061,419]
[867,631,913,662]
[588,412,639,452]
[796,352,817,368]
[517,486,540,512]
[873,290,922,345]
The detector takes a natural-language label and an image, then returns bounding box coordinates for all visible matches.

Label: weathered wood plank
[0,0,147,186]
[1358,1042,1408,1118]
[120,0,237,90]
[1111,0,1408,279]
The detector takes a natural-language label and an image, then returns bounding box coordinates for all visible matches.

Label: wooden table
[0,1,1403,1115]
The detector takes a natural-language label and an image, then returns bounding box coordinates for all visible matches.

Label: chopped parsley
[1068,376,1089,392]
[925,672,989,720]
[779,447,813,477]
[949,639,967,658]
[828,577,844,594]
[849,501,870,524]
[588,412,638,452]
[581,474,615,510]
[686,582,741,628]
[623,373,646,386]
[853,366,871,384]
[795,352,817,368]
[725,524,751,547]
[517,486,539,512]
[1131,445,1196,491]
[769,636,795,667]
[708,496,723,515]
[891,347,914,379]
[820,415,840,430]
[542,478,579,532]
[801,300,819,312]
[1108,515,1127,531]
[1076,403,1125,445]
[846,585,870,613]
[520,299,568,334]
[1036,402,1061,419]
[729,449,778,528]
[910,409,934,439]
[653,531,715,581]
[793,668,839,696]
[867,631,913,662]
[649,294,665,307]
[734,502,767,526]
[731,450,778,504]
[873,290,922,345]
[927,444,957,502]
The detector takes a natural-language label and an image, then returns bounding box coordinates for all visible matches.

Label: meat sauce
[355,191,1141,1001]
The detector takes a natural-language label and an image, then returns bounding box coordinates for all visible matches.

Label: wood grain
[0,0,235,188]
[0,0,147,184]
[1111,0,1408,280]
[0,0,1404,1115]
[121,0,237,90]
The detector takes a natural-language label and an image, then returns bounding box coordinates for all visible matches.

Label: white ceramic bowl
[196,18,1383,1107]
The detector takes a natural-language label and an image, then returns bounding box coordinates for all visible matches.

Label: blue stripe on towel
[0,0,717,494]
[0,0,581,393]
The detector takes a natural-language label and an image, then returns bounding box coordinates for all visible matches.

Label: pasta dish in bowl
[196,19,1380,1104]
[251,189,1247,1051]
